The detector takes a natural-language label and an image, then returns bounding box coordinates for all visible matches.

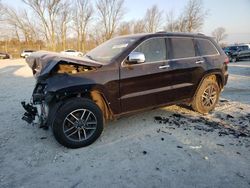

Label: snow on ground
[0,59,249,188]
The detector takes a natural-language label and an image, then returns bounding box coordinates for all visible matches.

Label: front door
[120,37,174,113]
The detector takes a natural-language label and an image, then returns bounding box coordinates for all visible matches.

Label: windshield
[85,37,137,64]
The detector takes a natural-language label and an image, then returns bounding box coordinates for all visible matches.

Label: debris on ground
[204,156,209,160]
[190,146,202,149]
[216,144,224,147]
[154,107,250,140]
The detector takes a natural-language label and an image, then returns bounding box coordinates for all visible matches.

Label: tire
[192,79,220,114]
[53,98,103,148]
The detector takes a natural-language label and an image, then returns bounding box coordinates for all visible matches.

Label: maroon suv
[22,32,229,148]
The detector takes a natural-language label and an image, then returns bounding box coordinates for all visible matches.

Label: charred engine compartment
[51,61,96,75]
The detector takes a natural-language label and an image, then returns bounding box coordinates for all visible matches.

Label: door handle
[159,65,170,69]
[195,60,204,64]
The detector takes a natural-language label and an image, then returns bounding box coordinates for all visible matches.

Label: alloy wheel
[63,109,97,142]
[201,85,217,107]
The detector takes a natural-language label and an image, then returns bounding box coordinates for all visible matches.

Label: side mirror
[127,52,145,64]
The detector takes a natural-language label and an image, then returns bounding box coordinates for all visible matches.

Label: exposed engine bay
[52,62,96,74]
[21,51,100,129]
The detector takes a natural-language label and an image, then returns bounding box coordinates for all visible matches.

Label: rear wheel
[53,98,103,148]
[192,79,220,114]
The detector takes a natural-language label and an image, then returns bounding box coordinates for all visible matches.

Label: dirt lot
[0,59,250,188]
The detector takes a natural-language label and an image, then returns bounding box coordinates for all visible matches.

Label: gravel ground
[0,59,250,188]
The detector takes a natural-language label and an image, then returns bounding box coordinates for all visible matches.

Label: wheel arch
[193,71,224,99]
[88,90,114,121]
[48,85,114,122]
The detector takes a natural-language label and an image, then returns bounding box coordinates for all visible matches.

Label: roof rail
[155,31,167,34]
[156,31,205,35]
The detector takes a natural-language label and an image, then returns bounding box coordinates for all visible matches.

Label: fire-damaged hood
[26,51,102,79]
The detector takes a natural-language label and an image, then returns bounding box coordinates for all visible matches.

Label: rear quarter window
[196,39,218,56]
[170,38,195,59]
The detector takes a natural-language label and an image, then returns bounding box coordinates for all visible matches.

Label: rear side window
[171,38,195,59]
[134,38,167,62]
[196,39,218,56]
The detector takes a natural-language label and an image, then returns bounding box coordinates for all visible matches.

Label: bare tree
[212,27,227,43]
[57,1,71,50]
[96,0,125,40]
[0,0,5,21]
[165,0,207,32]
[133,19,145,33]
[117,21,132,35]
[184,0,208,32]
[73,0,93,52]
[22,0,65,50]
[5,7,38,42]
[144,5,163,33]
[165,10,176,32]
[0,1,8,39]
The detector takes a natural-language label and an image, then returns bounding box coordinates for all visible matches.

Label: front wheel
[53,98,103,148]
[192,79,220,114]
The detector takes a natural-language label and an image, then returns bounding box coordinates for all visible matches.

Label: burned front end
[21,51,100,128]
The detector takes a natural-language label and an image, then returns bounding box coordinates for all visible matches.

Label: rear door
[167,37,206,100]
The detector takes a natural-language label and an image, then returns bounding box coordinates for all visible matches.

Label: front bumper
[21,100,49,128]
[21,101,37,124]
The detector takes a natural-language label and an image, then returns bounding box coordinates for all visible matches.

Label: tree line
[0,0,227,56]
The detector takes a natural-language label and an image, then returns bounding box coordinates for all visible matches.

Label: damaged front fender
[22,50,118,128]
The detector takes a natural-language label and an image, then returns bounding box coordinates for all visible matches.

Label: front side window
[196,39,218,56]
[170,38,195,59]
[134,38,167,62]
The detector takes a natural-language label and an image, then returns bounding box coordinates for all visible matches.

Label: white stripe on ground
[228,64,250,68]
[229,74,250,79]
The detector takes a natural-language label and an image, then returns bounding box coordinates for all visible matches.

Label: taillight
[224,57,229,64]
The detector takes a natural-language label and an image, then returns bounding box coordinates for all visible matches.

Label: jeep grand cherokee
[22,32,229,148]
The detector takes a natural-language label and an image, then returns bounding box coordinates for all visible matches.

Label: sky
[3,0,250,44]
